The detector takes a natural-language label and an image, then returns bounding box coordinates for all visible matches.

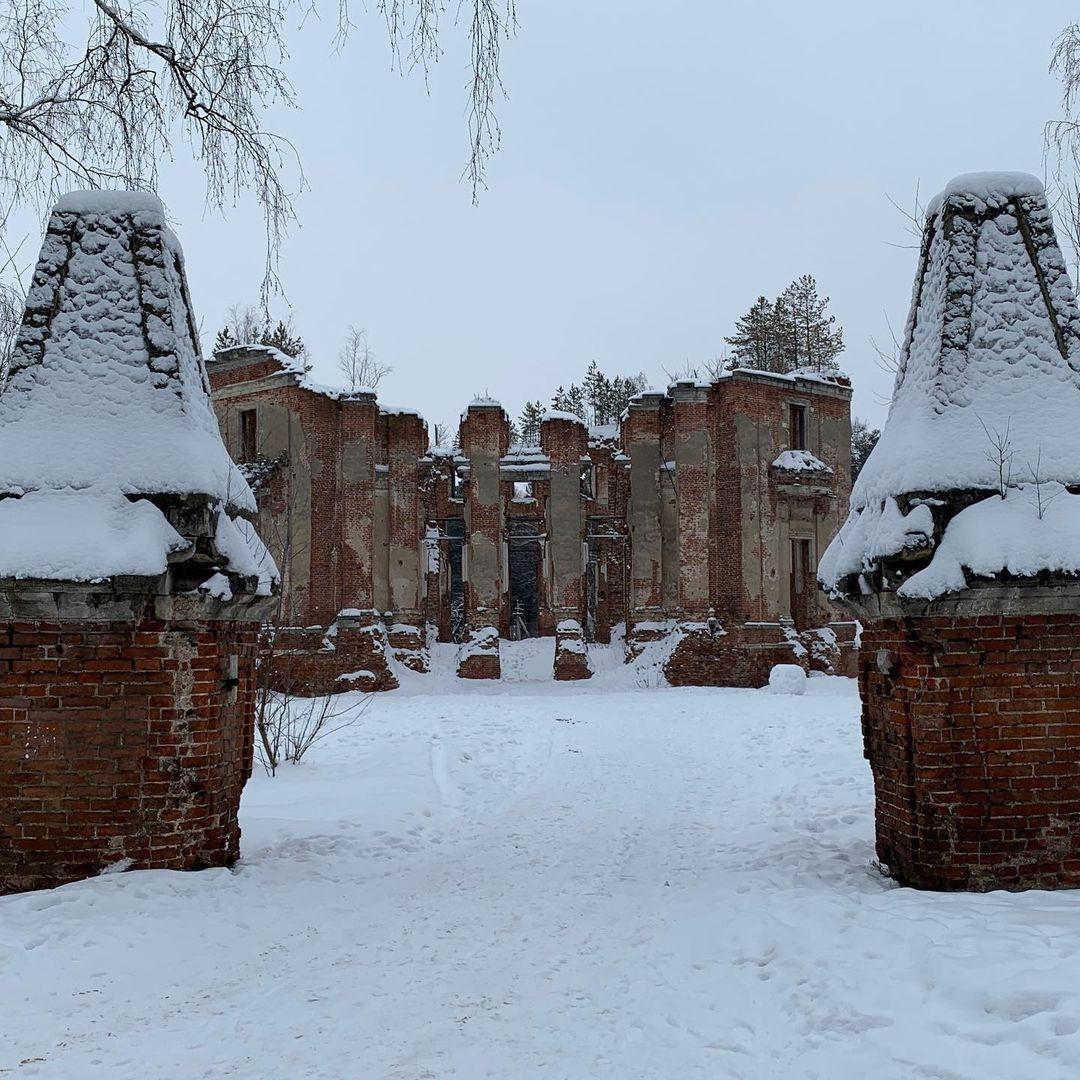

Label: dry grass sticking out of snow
[4,641,1080,1078]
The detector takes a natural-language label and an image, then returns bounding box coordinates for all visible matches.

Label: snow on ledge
[0,489,188,581]
[898,483,1080,600]
[772,449,833,473]
[542,409,587,425]
[818,498,934,592]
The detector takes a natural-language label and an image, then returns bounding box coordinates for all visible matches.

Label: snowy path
[5,646,1080,1078]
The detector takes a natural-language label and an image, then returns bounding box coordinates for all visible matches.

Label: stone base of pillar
[0,614,261,895]
[626,619,804,688]
[861,612,1080,891]
[270,612,399,695]
[385,621,429,673]
[457,626,501,679]
[554,620,592,681]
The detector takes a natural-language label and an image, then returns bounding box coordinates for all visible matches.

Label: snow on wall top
[821,171,1080,595]
[852,171,1080,509]
[54,190,167,215]
[0,191,255,513]
[542,409,587,425]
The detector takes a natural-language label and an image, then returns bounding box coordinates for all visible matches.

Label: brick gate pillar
[0,191,277,894]
[819,171,1080,891]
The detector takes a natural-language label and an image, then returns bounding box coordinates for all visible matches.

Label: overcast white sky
[44,2,1080,429]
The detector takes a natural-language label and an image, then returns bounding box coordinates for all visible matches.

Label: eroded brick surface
[860,614,1080,891]
[0,618,259,894]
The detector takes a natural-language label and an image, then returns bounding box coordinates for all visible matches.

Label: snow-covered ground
[5,641,1080,1079]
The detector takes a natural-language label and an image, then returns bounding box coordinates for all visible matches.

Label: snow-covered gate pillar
[820,172,1080,891]
[0,192,277,894]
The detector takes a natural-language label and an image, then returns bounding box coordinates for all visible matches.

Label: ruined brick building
[209,347,854,690]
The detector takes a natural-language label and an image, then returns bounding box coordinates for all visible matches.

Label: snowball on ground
[768,664,807,695]
[899,483,1080,599]
[0,489,187,581]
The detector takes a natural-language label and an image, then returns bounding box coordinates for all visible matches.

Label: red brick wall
[861,613,1080,891]
[0,618,259,894]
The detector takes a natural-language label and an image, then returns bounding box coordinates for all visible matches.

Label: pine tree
[261,319,306,361]
[781,274,843,373]
[725,296,782,372]
[724,295,797,373]
[214,325,238,352]
[582,360,613,424]
[551,383,587,421]
[518,400,545,446]
[851,417,880,481]
[606,372,649,418]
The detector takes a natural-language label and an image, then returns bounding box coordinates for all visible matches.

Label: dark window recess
[580,463,595,499]
[240,409,258,462]
[788,404,807,451]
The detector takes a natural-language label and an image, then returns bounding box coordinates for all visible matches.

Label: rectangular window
[240,408,258,462]
[788,403,807,452]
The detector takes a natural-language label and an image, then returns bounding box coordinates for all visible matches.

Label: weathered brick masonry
[0,612,259,893]
[860,610,1080,891]
[210,349,854,688]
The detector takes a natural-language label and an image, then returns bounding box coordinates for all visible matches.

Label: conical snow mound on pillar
[0,191,271,586]
[820,172,1080,600]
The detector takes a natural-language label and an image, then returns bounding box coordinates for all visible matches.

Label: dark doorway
[445,518,466,642]
[789,537,813,630]
[508,520,542,639]
[585,543,599,643]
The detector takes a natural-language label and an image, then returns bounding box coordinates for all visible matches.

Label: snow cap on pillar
[0,190,273,586]
[820,171,1080,597]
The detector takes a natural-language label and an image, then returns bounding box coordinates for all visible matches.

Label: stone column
[457,401,507,678]
[670,381,711,619]
[541,414,591,680]
[820,171,1080,891]
[339,392,379,616]
[626,392,666,622]
[385,410,428,672]
[334,392,397,691]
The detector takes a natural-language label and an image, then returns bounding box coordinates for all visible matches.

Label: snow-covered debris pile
[0,190,276,590]
[772,449,833,473]
[820,172,1080,600]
